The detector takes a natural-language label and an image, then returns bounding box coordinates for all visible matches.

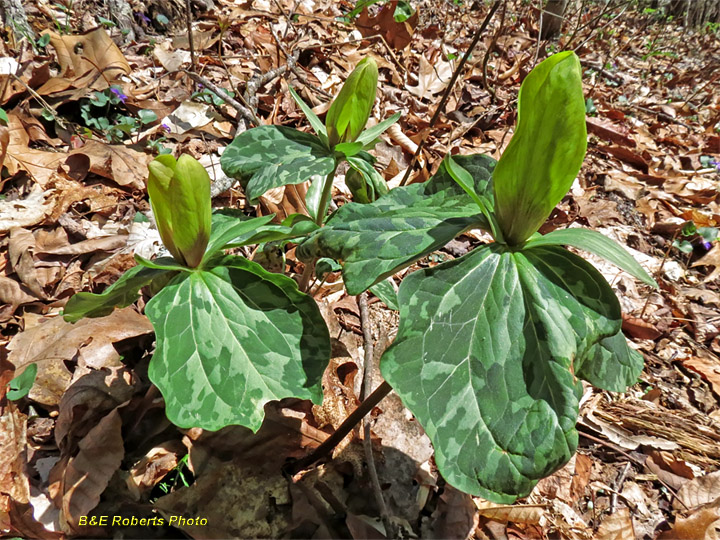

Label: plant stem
[287,380,392,475]
[315,168,338,226]
[358,292,393,537]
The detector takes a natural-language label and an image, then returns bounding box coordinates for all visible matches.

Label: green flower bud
[325,57,379,147]
[493,51,587,245]
[147,154,212,268]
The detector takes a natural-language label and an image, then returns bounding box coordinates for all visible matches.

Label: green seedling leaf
[524,227,657,287]
[135,255,190,272]
[355,112,402,147]
[205,212,276,258]
[146,256,330,431]
[493,52,587,245]
[393,0,415,22]
[699,227,719,243]
[326,57,378,147]
[148,154,212,268]
[369,278,398,310]
[288,87,328,146]
[6,363,37,401]
[63,264,170,323]
[382,244,621,502]
[220,125,336,203]
[299,153,495,294]
[673,239,694,253]
[335,142,364,157]
[138,109,158,124]
[0,107,8,126]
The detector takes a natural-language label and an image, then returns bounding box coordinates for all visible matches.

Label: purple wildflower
[110,87,127,103]
[136,12,151,24]
[703,241,713,251]
[711,159,720,172]
[161,123,171,132]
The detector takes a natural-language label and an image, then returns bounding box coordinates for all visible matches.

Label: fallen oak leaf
[622,314,662,340]
[69,140,152,190]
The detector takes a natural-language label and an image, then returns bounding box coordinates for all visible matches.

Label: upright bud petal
[493,51,587,245]
[147,154,212,267]
[325,57,379,147]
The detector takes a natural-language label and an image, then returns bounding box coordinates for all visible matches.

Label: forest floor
[1,0,720,538]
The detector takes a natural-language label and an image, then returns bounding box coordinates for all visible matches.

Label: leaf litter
[1,0,720,537]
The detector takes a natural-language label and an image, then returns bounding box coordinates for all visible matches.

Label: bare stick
[183,70,260,126]
[185,0,196,75]
[399,0,502,187]
[287,381,392,475]
[609,461,631,514]
[358,292,393,537]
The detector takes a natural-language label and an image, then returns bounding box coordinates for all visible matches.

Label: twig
[268,25,332,100]
[609,461,631,513]
[481,0,506,102]
[10,74,67,129]
[358,292,393,537]
[287,381,393,475]
[183,70,260,126]
[399,0,502,187]
[185,0,196,76]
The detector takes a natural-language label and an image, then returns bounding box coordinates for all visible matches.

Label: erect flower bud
[493,51,587,245]
[147,154,212,268]
[325,57,379,148]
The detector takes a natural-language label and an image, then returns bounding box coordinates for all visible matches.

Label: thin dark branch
[287,381,393,475]
[399,0,502,187]
[183,70,261,126]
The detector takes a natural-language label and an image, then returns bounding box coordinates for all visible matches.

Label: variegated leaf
[146,256,329,431]
[220,125,336,203]
[298,153,496,294]
[381,244,622,502]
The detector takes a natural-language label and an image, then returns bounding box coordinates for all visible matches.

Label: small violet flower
[160,123,171,132]
[711,159,720,172]
[110,86,127,103]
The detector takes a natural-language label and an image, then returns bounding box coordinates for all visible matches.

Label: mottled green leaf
[146,256,330,431]
[220,125,336,203]
[298,153,496,295]
[63,264,170,323]
[6,363,37,401]
[493,52,587,245]
[346,153,388,202]
[576,331,643,392]
[382,244,621,502]
[369,278,398,310]
[524,227,657,287]
[135,255,189,272]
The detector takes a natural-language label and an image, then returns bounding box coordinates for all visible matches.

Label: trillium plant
[64,51,656,503]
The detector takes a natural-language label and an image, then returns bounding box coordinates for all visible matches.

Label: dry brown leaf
[474,499,545,525]
[693,245,720,283]
[681,357,720,397]
[36,28,130,94]
[621,315,662,340]
[2,114,66,186]
[8,228,46,299]
[7,308,153,406]
[595,508,635,540]
[0,125,8,168]
[69,140,152,190]
[675,471,720,512]
[126,441,184,501]
[408,54,454,98]
[645,450,694,491]
[0,185,55,233]
[0,276,37,315]
[586,117,636,148]
[61,408,124,531]
[0,400,29,505]
[426,485,477,540]
[355,0,418,50]
[659,500,720,540]
[36,234,128,256]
